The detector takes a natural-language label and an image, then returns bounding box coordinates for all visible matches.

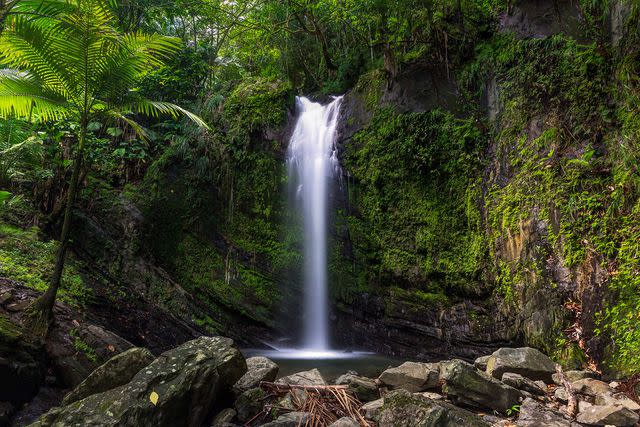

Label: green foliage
[342,106,487,300]
[0,222,91,306]
[69,328,98,363]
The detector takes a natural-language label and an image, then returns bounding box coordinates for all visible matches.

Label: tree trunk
[28,125,86,330]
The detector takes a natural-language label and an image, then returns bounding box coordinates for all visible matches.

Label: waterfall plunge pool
[242,348,403,381]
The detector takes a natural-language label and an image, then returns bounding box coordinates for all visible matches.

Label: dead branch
[555,364,578,418]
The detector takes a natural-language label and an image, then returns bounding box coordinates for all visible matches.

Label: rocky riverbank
[14,336,640,427]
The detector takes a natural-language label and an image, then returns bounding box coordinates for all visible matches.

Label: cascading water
[287,95,343,351]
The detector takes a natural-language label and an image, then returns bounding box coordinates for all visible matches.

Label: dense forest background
[1,0,640,388]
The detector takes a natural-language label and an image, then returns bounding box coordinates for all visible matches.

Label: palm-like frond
[0,0,207,130]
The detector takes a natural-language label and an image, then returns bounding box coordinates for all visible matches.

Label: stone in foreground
[30,337,246,427]
[378,361,439,392]
[361,398,383,421]
[379,389,490,427]
[232,356,278,395]
[276,368,326,386]
[517,397,571,427]
[576,404,639,426]
[261,411,309,427]
[62,347,155,405]
[328,417,360,427]
[441,359,522,413]
[485,347,556,382]
[335,373,378,402]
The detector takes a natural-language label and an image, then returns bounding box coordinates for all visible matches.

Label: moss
[0,222,92,306]
[0,314,21,344]
[70,328,98,364]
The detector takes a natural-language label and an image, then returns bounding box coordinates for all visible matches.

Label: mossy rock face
[31,337,246,427]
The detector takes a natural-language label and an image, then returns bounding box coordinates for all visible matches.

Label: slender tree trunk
[29,123,86,329]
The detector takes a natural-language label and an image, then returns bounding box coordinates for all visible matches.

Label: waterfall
[287,95,343,351]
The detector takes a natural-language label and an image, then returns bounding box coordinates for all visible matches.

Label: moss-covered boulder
[30,337,246,427]
[61,347,155,405]
[486,347,556,382]
[440,359,522,413]
[379,389,490,427]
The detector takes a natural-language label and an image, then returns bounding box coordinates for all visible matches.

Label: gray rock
[552,370,595,385]
[474,355,490,371]
[276,368,326,407]
[378,361,439,392]
[329,417,360,427]
[486,347,556,382]
[361,398,383,421]
[441,359,522,413]
[30,336,246,427]
[571,378,612,396]
[335,373,378,402]
[232,356,278,395]
[501,372,546,395]
[211,408,236,427]
[261,412,309,427]
[62,347,155,405]
[415,392,444,400]
[379,389,490,427]
[277,368,326,386]
[517,397,571,426]
[554,387,568,402]
[576,404,639,426]
[234,387,265,423]
[594,392,640,412]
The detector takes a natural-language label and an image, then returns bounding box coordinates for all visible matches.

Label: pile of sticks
[254,382,372,427]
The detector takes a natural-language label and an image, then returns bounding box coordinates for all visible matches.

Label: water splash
[287,96,343,351]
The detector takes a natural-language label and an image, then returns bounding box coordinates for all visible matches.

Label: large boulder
[378,362,439,392]
[379,389,490,427]
[440,359,522,413]
[0,315,45,405]
[335,373,378,402]
[571,378,612,396]
[62,347,155,405]
[30,336,246,427]
[233,356,278,395]
[576,404,639,426]
[485,347,556,382]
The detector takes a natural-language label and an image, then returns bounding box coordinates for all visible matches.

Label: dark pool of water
[242,348,403,382]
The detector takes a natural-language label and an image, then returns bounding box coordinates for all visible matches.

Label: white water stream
[287,96,343,351]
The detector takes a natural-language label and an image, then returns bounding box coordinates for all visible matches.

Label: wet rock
[261,412,309,427]
[576,404,639,426]
[378,361,439,392]
[552,370,595,385]
[211,408,236,427]
[234,388,265,423]
[571,378,612,396]
[328,417,360,427]
[441,359,522,413]
[30,336,246,427]
[517,398,571,427]
[361,398,383,421]
[0,315,45,405]
[379,389,490,427]
[501,372,546,395]
[486,347,556,382]
[62,347,154,405]
[474,355,490,371]
[233,356,278,395]
[335,373,378,402]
